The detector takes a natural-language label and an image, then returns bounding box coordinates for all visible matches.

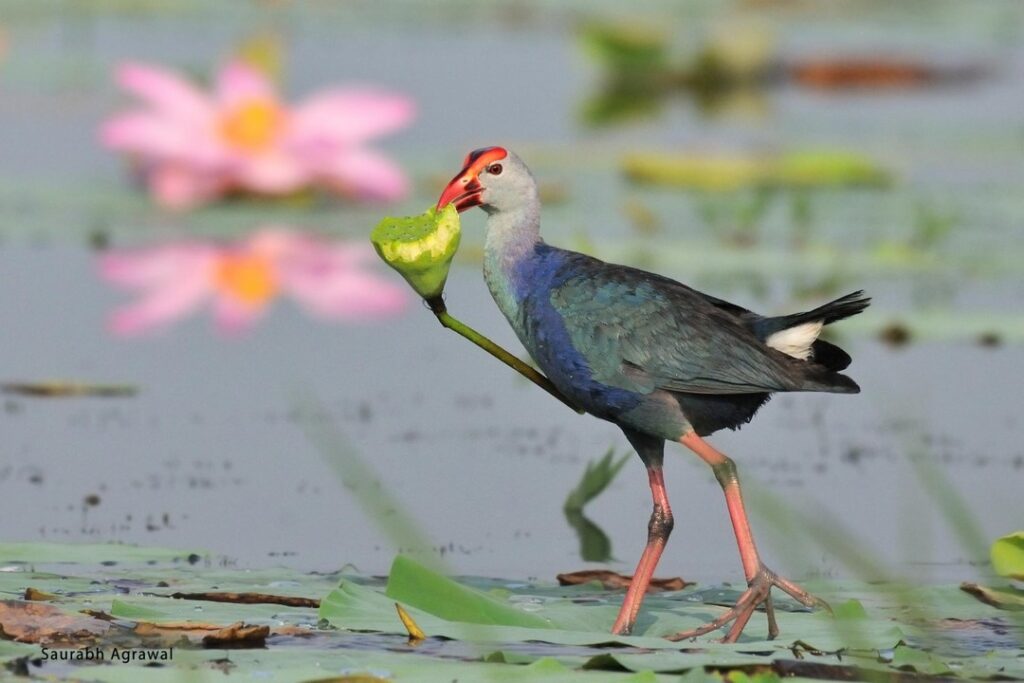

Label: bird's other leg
[611,431,673,636]
[668,431,828,643]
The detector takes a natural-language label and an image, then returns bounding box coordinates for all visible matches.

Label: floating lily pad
[992,531,1024,580]
[622,151,891,191]
[0,542,204,567]
[0,545,1021,682]
[384,555,553,629]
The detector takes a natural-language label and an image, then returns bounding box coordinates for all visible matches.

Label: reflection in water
[580,21,986,126]
[98,230,409,336]
[562,450,630,563]
[579,21,769,125]
[563,507,615,563]
[100,60,415,209]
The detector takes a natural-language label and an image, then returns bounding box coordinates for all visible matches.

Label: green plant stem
[426,296,583,414]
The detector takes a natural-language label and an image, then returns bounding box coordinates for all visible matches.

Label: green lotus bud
[371,204,461,300]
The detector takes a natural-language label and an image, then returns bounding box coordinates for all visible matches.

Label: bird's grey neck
[482,197,542,319]
[483,196,542,268]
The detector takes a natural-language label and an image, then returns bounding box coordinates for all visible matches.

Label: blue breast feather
[510,244,643,417]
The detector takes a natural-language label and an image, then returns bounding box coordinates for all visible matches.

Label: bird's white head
[437,147,537,216]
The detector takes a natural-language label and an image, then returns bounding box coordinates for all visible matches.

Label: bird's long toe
[667,565,828,643]
[771,571,831,613]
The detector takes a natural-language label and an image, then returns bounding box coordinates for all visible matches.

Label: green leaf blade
[383,555,553,629]
[992,531,1024,580]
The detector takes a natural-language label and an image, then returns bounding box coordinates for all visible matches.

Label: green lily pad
[1,544,1021,681]
[773,150,892,188]
[992,531,1024,580]
[0,542,204,567]
[890,644,954,675]
[831,598,868,620]
[579,23,670,72]
[621,150,891,191]
[370,203,461,299]
[109,599,170,620]
[384,554,554,629]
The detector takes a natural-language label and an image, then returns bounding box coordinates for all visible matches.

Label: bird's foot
[666,565,829,643]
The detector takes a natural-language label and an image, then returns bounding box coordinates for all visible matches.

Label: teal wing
[547,255,815,396]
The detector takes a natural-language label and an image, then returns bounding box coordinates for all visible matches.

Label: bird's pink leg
[668,432,828,643]
[680,433,760,579]
[611,465,673,635]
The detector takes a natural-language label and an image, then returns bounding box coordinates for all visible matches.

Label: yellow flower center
[214,254,278,305]
[219,99,283,152]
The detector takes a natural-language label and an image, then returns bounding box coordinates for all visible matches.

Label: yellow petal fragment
[394,602,425,642]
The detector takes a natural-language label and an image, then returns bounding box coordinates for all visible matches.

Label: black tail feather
[766,290,871,334]
[808,290,871,325]
[811,339,853,371]
[757,290,869,372]
[802,365,861,394]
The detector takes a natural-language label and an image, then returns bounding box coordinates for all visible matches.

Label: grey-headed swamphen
[437,146,870,642]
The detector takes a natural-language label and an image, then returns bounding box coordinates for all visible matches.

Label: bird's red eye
[487,163,503,176]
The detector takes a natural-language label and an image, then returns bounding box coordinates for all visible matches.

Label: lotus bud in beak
[371,203,461,300]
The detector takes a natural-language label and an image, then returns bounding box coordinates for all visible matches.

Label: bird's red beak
[437,171,483,212]
[436,146,508,212]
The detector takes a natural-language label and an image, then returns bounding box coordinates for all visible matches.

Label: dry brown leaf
[132,620,269,647]
[201,622,270,648]
[960,582,1024,611]
[132,620,229,634]
[1,381,137,398]
[23,588,58,602]
[76,610,272,648]
[789,60,935,89]
[556,570,691,592]
[0,600,109,644]
[81,610,118,622]
[167,591,319,608]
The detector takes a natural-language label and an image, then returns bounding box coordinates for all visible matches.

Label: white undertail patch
[766,321,823,360]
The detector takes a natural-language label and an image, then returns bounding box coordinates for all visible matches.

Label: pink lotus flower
[100,61,415,209]
[0,28,7,67]
[99,230,410,335]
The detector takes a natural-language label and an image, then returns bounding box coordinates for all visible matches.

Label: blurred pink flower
[0,28,7,66]
[99,230,409,335]
[100,61,415,209]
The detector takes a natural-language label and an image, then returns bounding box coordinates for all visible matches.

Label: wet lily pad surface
[1,543,1021,681]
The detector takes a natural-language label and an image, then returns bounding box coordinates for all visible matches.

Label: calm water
[0,2,1021,584]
